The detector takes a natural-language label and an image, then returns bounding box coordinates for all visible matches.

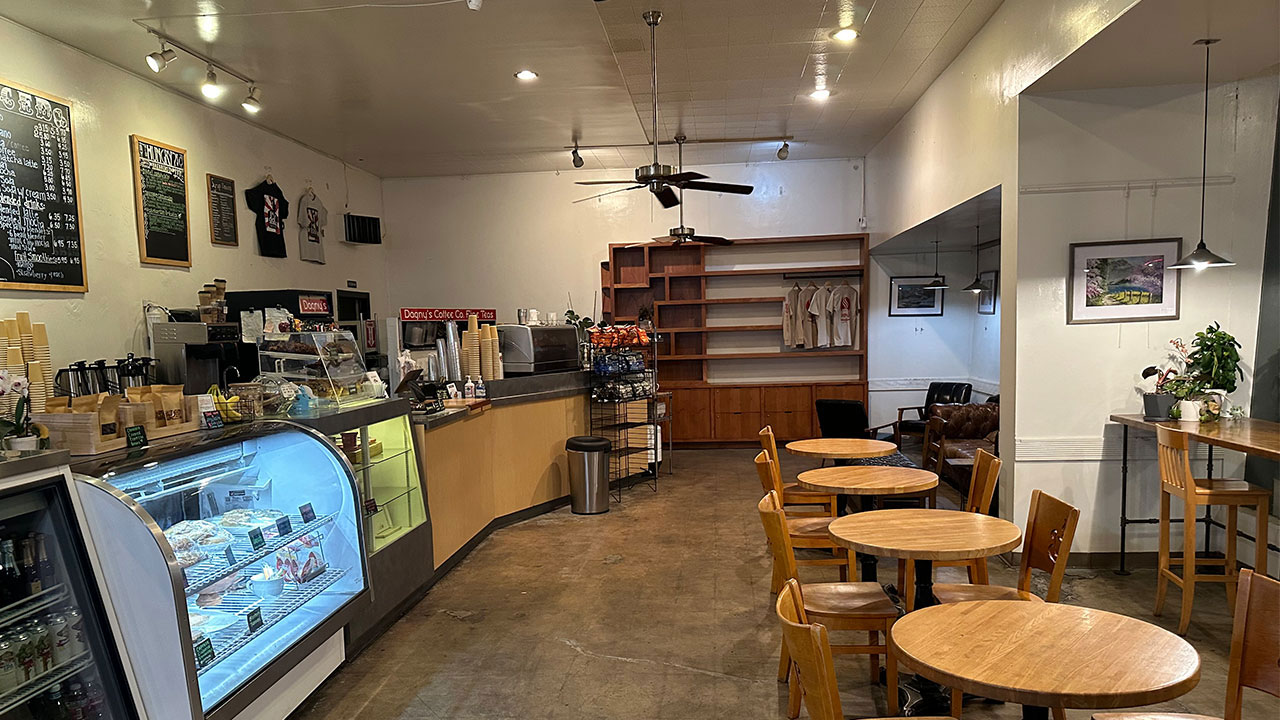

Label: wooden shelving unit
[599,233,870,445]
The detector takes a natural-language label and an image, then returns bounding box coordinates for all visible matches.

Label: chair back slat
[965,448,1002,514]
[1019,489,1080,602]
[1155,426,1196,500]
[757,491,798,581]
[775,579,843,720]
[754,450,784,496]
[1225,569,1280,720]
[758,426,785,490]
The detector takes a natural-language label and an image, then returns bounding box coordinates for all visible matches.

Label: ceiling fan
[573,10,754,209]
[639,135,731,246]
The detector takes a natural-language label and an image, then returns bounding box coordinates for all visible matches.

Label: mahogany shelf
[659,325,783,333]
[659,350,863,361]
[656,265,863,278]
[655,297,783,306]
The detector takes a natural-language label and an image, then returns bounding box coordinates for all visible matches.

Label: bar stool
[759,426,838,517]
[1154,426,1270,635]
[754,452,852,590]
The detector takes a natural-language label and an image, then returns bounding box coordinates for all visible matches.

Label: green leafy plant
[564,309,594,332]
[1161,376,1204,401]
[0,372,34,439]
[1186,323,1242,393]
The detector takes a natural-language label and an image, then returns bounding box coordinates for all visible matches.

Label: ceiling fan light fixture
[200,66,223,99]
[776,142,790,160]
[809,88,830,100]
[514,69,538,80]
[571,146,584,168]
[830,27,858,42]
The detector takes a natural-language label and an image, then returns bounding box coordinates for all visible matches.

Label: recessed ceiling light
[201,66,223,99]
[809,88,830,100]
[514,69,539,80]
[830,27,858,42]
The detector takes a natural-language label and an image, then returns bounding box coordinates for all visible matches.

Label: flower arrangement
[0,370,36,443]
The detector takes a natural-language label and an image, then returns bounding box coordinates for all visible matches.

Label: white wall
[0,18,388,368]
[1016,78,1278,556]
[380,159,863,320]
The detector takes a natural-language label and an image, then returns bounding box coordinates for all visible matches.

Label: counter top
[411,371,589,430]
[0,449,72,479]
[281,397,411,436]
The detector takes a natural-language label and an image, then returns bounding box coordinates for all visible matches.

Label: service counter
[412,371,589,570]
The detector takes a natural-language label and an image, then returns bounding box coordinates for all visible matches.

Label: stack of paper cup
[3,346,24,415]
[480,326,493,381]
[31,324,53,395]
[467,314,479,335]
[15,312,33,363]
[466,330,481,380]
[26,361,47,413]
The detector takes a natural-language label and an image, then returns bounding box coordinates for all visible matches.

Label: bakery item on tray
[216,508,286,532]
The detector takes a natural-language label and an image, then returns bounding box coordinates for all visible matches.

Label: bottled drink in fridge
[35,532,55,589]
[0,539,23,603]
[21,536,42,596]
[44,685,71,720]
[83,672,106,719]
[0,632,17,692]
[66,681,88,720]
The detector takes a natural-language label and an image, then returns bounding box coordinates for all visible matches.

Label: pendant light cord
[1199,41,1210,243]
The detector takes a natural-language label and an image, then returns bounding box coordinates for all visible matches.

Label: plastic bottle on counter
[463,376,475,399]
[0,632,17,692]
[474,377,486,399]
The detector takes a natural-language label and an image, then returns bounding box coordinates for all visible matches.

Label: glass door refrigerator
[0,451,145,720]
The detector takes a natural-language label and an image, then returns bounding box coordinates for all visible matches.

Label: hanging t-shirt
[244,180,290,258]
[783,285,801,348]
[297,191,328,264]
[797,284,819,348]
[827,284,859,347]
[808,284,833,348]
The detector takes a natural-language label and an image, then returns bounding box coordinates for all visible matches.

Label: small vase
[3,435,40,451]
[1175,400,1202,423]
[1142,393,1177,421]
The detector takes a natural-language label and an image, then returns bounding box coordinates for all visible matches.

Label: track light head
[776,142,790,160]
[571,147,584,168]
[146,47,177,73]
[201,66,223,99]
[241,86,262,114]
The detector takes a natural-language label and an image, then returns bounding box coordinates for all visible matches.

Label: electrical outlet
[857,216,867,229]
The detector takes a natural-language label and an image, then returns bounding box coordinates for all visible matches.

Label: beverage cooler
[0,451,143,720]
[69,423,369,720]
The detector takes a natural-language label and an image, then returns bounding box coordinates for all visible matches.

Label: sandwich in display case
[70,423,368,720]
[0,451,147,720]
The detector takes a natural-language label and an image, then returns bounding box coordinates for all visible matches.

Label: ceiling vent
[343,213,382,245]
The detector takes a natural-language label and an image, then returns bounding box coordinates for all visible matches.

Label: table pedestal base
[899,558,949,716]
[857,496,879,582]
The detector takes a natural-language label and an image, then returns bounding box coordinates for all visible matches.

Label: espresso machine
[151,321,259,394]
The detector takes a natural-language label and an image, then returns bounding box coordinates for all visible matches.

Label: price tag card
[299,503,316,523]
[248,527,266,552]
[194,637,215,668]
[246,607,264,634]
[275,516,293,537]
[125,425,148,448]
[224,545,236,564]
[203,410,224,429]
[363,498,379,516]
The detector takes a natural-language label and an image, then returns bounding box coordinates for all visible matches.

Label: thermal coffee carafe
[116,353,154,390]
[54,355,155,397]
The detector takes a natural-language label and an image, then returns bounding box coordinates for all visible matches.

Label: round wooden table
[784,438,898,460]
[890,600,1201,720]
[827,508,1022,606]
[798,467,939,582]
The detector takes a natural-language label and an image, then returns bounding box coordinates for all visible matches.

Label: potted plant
[1185,323,1243,420]
[1163,376,1206,422]
[1137,339,1189,420]
[0,371,41,450]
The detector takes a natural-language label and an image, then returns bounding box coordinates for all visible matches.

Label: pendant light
[961,228,989,294]
[924,235,948,290]
[1170,38,1235,270]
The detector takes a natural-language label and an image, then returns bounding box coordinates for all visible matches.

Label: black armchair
[893,382,972,446]
[814,399,874,439]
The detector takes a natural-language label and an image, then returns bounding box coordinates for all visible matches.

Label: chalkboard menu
[130,134,190,267]
[207,173,238,246]
[0,78,86,292]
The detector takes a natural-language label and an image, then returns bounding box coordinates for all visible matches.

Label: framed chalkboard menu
[130,134,191,267]
[0,78,87,292]
[207,173,238,246]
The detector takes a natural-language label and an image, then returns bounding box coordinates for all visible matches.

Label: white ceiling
[871,185,1001,254]
[0,0,1002,177]
[1029,0,1280,93]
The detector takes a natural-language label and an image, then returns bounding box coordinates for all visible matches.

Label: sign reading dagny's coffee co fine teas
[400,308,497,322]
[130,134,191,267]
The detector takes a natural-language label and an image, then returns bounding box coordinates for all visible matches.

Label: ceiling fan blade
[573,185,644,204]
[691,235,732,246]
[664,171,709,184]
[575,180,643,186]
[640,236,676,247]
[653,185,680,208]
[680,180,755,195]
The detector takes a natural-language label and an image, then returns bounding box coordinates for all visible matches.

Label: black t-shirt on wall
[244,180,290,258]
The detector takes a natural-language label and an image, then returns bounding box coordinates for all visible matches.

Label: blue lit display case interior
[72,423,367,719]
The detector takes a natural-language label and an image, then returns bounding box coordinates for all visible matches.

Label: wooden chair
[1095,569,1278,720]
[900,449,1002,611]
[755,452,852,588]
[760,490,898,716]
[759,426,838,517]
[775,579,946,720]
[1154,426,1270,635]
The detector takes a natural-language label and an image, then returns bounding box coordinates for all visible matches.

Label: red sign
[298,295,331,315]
[363,319,378,350]
[400,307,497,322]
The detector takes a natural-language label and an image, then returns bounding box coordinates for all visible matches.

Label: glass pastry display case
[70,424,368,720]
[0,451,146,720]
[338,413,425,554]
[258,331,381,409]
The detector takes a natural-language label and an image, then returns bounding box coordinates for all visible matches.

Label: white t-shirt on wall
[827,284,859,347]
[797,284,819,348]
[808,284,832,348]
[783,285,801,348]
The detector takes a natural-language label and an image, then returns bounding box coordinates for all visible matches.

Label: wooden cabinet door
[812,383,866,403]
[764,411,812,440]
[763,386,812,413]
[713,386,762,413]
[670,389,711,441]
[714,412,763,441]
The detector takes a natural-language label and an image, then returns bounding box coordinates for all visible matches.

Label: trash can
[566,435,611,514]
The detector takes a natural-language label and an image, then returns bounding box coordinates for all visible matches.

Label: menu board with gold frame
[130,134,191,267]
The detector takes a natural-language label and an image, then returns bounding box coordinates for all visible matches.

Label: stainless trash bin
[566,435,611,514]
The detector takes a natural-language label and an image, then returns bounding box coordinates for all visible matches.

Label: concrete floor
[290,449,1277,720]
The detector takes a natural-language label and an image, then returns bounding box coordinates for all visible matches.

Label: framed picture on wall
[977,270,998,315]
[1067,238,1182,324]
[889,276,944,316]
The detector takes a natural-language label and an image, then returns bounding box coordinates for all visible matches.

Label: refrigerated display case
[0,451,145,720]
[70,423,368,720]
[258,331,383,409]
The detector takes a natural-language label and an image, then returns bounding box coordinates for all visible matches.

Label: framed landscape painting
[889,276,944,316]
[1067,238,1181,324]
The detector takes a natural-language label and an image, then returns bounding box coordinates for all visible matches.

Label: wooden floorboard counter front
[416,393,588,568]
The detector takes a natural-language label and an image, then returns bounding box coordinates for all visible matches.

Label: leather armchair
[894,382,972,446]
[922,402,999,473]
[815,399,874,439]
